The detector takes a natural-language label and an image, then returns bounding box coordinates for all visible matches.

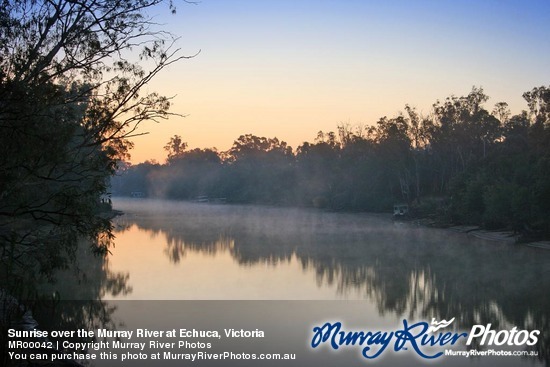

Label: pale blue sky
[132,0,550,163]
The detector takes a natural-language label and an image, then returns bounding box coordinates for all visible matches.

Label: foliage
[114,86,550,239]
[0,0,189,293]
[164,135,189,163]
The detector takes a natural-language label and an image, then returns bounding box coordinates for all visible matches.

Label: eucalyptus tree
[164,134,189,163]
[523,86,550,124]
[0,0,193,291]
[224,134,294,204]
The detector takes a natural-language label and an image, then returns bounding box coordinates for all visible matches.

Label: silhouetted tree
[0,0,191,294]
[164,134,189,163]
[113,86,550,237]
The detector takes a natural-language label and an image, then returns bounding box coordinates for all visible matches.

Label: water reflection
[2,236,132,367]
[110,198,549,363]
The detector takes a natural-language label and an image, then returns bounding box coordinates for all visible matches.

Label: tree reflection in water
[1,235,132,366]
[114,199,550,364]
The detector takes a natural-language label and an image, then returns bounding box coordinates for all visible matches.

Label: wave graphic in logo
[427,317,455,333]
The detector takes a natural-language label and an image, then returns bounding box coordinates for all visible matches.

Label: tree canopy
[0,0,190,293]
[114,86,550,239]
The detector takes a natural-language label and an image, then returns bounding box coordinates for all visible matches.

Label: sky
[128,0,550,164]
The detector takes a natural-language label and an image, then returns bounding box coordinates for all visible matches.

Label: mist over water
[108,199,550,326]
[35,197,548,366]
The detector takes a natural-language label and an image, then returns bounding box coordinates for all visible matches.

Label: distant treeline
[112,86,550,238]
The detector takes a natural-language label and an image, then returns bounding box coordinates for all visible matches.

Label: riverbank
[407,216,550,249]
[451,226,550,249]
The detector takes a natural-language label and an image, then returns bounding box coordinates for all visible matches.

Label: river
[41,198,550,366]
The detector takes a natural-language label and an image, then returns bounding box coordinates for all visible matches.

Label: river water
[42,198,550,366]
[108,198,550,304]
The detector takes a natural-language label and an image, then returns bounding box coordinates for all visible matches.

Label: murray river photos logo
[310,317,540,360]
